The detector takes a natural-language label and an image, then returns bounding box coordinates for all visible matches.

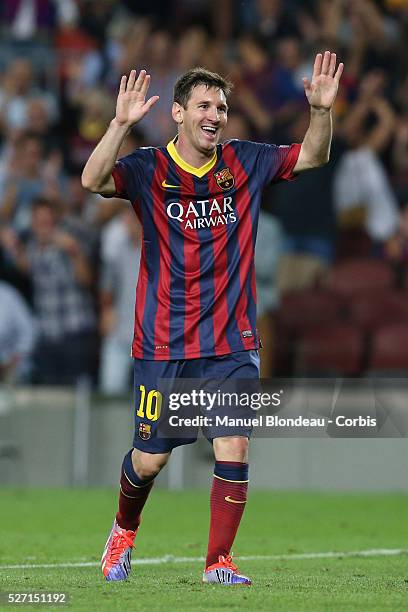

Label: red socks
[115,452,249,560]
[115,450,154,531]
[205,461,249,567]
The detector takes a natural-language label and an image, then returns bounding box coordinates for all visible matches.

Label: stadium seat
[326,258,394,297]
[368,324,408,372]
[278,289,344,334]
[335,228,373,260]
[296,323,364,375]
[347,290,408,332]
[275,290,345,376]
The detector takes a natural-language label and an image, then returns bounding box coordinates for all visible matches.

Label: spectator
[268,109,344,290]
[176,27,208,73]
[24,96,62,155]
[391,114,408,204]
[232,34,305,140]
[0,57,57,132]
[66,87,114,169]
[140,30,180,145]
[0,279,36,382]
[0,133,65,234]
[99,209,141,395]
[334,70,399,245]
[60,171,99,259]
[3,198,97,385]
[240,0,299,48]
[255,210,283,377]
[1,0,57,41]
[383,202,408,285]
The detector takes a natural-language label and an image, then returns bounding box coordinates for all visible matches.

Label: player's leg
[102,357,197,581]
[208,436,249,566]
[201,350,259,585]
[203,436,251,585]
[102,448,170,582]
[116,447,170,531]
[102,357,177,581]
[213,435,248,462]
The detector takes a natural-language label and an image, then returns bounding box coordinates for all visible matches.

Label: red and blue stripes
[114,140,300,360]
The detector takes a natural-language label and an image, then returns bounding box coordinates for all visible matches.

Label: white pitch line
[1,549,407,570]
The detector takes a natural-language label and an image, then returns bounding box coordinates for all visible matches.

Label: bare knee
[213,436,249,462]
[131,448,170,480]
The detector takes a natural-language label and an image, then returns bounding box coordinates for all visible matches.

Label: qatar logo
[166,197,237,230]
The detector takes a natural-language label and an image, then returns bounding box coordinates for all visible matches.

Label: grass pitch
[0,489,407,610]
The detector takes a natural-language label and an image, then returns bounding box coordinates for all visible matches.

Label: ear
[172,101,183,124]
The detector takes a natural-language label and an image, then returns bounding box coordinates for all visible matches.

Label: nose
[207,106,220,123]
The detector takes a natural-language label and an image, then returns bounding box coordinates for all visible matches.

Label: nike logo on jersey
[162,180,180,189]
[224,495,246,504]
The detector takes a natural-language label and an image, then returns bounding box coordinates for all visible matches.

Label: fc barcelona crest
[214,167,234,190]
[139,422,152,440]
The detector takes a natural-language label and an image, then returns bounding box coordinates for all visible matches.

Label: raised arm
[293,51,343,173]
[81,70,159,196]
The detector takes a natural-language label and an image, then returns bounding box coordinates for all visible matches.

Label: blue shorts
[132,350,260,453]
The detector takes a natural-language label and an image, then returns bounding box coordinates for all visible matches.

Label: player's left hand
[302,51,344,111]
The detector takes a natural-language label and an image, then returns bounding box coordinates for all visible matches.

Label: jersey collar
[166,136,217,178]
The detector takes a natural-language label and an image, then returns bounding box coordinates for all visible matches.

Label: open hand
[0,226,21,256]
[115,69,159,128]
[303,52,344,111]
[53,231,80,256]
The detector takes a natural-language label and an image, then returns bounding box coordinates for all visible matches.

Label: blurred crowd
[0,0,407,387]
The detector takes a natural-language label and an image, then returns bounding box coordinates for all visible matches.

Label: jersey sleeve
[111,161,129,199]
[256,142,301,186]
[111,150,149,201]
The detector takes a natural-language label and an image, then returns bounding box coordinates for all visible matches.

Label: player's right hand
[115,69,159,128]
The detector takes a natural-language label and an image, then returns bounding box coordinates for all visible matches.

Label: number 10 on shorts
[136,385,162,421]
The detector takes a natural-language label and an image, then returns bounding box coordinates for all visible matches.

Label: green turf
[0,490,407,610]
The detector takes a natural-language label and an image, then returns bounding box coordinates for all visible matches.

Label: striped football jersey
[112,137,300,360]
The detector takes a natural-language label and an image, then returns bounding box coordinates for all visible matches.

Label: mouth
[201,125,218,141]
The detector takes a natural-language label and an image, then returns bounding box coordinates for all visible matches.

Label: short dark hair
[173,67,233,108]
[32,196,60,217]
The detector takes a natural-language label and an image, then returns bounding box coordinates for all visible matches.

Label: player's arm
[81,70,159,196]
[293,52,344,173]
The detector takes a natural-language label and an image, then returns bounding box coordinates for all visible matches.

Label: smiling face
[172,84,228,159]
